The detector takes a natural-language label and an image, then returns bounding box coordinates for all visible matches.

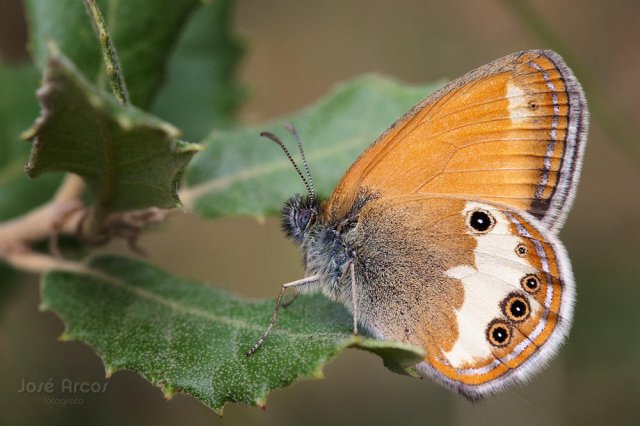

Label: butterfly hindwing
[327,50,588,233]
[351,194,574,398]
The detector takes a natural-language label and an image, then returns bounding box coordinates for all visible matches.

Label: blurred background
[1,0,639,425]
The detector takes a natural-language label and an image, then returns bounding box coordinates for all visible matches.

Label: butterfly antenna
[284,123,316,202]
[260,131,314,198]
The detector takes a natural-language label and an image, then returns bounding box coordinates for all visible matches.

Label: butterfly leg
[350,262,358,335]
[246,275,320,356]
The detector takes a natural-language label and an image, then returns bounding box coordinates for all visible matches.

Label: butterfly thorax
[281,191,378,304]
[281,194,353,302]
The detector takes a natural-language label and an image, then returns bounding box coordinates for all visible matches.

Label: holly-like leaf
[152,0,246,141]
[0,62,54,299]
[41,255,424,414]
[24,49,201,213]
[181,75,443,218]
[24,0,201,107]
[0,61,65,303]
[0,62,62,222]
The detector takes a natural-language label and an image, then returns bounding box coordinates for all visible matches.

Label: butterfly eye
[486,320,512,347]
[501,293,531,322]
[521,274,541,294]
[296,209,313,229]
[515,244,528,257]
[467,209,495,233]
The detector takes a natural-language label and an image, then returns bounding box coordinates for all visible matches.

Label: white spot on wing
[507,82,531,120]
[443,202,538,368]
[445,265,475,280]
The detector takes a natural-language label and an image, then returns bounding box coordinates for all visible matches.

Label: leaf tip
[162,385,178,400]
[104,364,125,379]
[175,140,205,154]
[405,367,423,379]
[87,92,106,112]
[44,38,61,59]
[58,332,74,342]
[255,396,268,410]
[104,366,114,378]
[20,126,37,142]
[160,122,182,139]
[24,161,36,178]
[311,366,325,380]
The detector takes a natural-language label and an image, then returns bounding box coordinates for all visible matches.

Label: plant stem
[0,174,86,273]
[82,0,128,235]
[4,250,86,275]
[0,174,84,243]
[84,0,130,106]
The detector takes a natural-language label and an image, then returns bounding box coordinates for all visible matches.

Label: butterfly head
[281,194,321,244]
[262,124,320,245]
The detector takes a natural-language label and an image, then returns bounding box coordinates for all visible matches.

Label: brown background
[1,0,639,425]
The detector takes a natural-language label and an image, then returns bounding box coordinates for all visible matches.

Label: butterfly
[247,50,588,399]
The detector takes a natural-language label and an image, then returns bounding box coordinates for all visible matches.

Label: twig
[84,0,130,106]
[0,166,174,273]
[82,0,129,235]
[0,174,85,244]
[3,249,87,275]
[0,174,87,273]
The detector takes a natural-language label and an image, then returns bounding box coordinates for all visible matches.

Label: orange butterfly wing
[326,50,588,233]
[351,195,574,398]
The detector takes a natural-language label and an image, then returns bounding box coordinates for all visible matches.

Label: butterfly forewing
[326,50,588,234]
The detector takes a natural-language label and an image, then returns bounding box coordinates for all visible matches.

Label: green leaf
[24,0,201,107]
[152,0,245,140]
[0,62,62,222]
[24,49,202,213]
[181,75,443,218]
[41,255,424,414]
[0,61,61,304]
